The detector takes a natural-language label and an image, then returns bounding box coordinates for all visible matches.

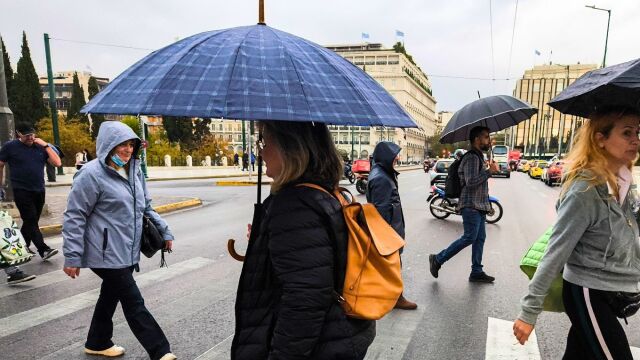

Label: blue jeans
[436,207,486,275]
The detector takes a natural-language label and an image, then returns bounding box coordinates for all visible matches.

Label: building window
[533,83,540,92]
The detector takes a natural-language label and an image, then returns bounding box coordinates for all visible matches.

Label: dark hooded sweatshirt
[366,142,405,239]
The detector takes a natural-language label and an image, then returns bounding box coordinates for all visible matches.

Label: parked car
[545,161,565,186]
[522,160,535,173]
[516,159,529,172]
[429,159,454,186]
[529,160,548,179]
[493,161,511,178]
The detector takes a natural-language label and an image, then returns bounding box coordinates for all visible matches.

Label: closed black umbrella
[440,95,537,144]
[548,58,640,117]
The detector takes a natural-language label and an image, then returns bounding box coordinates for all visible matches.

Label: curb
[39,198,203,237]
[45,173,261,187]
[216,180,273,186]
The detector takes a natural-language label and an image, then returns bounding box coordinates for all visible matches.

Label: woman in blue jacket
[62,121,176,360]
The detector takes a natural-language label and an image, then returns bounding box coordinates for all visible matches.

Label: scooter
[355,172,368,194]
[426,185,503,224]
[344,163,356,184]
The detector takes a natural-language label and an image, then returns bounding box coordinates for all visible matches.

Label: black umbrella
[548,58,640,117]
[440,95,537,144]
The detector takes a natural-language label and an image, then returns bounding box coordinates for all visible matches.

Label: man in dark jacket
[366,141,417,310]
[429,126,498,283]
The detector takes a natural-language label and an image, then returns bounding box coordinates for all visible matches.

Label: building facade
[436,111,454,133]
[509,63,597,157]
[325,43,438,163]
[39,71,109,115]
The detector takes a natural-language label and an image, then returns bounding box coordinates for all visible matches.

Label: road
[2,170,640,359]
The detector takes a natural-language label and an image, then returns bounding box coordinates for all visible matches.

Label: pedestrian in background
[429,126,498,283]
[0,124,60,266]
[232,121,375,359]
[75,151,86,170]
[366,141,417,310]
[514,107,640,359]
[233,152,239,169]
[242,152,248,171]
[63,121,176,360]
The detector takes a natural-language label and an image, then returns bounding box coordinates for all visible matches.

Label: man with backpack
[429,126,499,283]
[367,141,417,310]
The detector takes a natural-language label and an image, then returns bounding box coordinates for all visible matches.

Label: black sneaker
[7,271,36,285]
[429,254,441,278]
[26,247,36,255]
[41,249,59,260]
[469,272,495,283]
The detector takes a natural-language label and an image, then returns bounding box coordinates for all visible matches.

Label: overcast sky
[1,0,637,113]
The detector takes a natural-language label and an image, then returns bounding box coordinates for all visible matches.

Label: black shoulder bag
[141,216,171,267]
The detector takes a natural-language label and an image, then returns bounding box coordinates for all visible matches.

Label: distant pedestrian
[63,121,176,360]
[83,148,93,162]
[232,121,375,359]
[429,126,498,283]
[0,124,61,272]
[233,153,239,169]
[250,152,255,171]
[75,151,86,170]
[242,152,248,171]
[366,141,417,310]
[514,107,640,359]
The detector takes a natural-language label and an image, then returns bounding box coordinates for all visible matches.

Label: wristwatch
[43,144,50,148]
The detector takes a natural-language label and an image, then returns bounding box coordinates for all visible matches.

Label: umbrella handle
[227,239,245,261]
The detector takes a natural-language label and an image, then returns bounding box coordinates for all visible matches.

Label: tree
[36,116,95,166]
[12,32,47,128]
[1,36,14,112]
[121,115,142,137]
[87,76,106,138]
[162,116,192,144]
[67,72,88,123]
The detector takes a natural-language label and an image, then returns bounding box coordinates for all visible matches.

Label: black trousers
[45,163,56,182]
[12,189,50,255]
[562,279,633,360]
[87,266,171,360]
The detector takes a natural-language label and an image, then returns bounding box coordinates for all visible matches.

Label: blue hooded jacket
[366,141,405,239]
[63,121,174,268]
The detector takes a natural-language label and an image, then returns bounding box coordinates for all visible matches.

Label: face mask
[111,154,127,167]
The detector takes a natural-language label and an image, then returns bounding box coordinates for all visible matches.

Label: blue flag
[396,30,405,37]
[361,32,370,40]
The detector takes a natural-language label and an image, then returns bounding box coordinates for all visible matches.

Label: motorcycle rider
[429,126,499,283]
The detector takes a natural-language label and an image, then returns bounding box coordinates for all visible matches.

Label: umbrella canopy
[82,24,416,128]
[439,95,537,144]
[548,58,640,118]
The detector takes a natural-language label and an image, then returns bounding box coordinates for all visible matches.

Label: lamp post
[585,5,611,68]
[44,33,63,175]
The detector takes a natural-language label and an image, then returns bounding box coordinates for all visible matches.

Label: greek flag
[534,49,541,56]
[395,30,405,37]
[361,33,370,40]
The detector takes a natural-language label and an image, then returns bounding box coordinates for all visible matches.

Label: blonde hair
[261,121,342,193]
[561,108,639,199]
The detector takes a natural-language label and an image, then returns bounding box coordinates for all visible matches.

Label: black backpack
[444,152,482,199]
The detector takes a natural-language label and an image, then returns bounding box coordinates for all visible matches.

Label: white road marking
[364,308,425,359]
[0,257,214,338]
[195,334,234,360]
[0,268,69,299]
[486,317,540,360]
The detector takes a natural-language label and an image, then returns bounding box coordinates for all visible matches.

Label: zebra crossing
[2,256,640,359]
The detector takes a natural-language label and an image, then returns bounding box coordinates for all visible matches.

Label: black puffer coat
[231,183,375,360]
[366,142,405,239]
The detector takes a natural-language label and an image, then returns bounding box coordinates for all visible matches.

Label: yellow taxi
[529,160,548,179]
[521,160,534,173]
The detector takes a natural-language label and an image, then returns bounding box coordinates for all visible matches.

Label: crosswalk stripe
[364,308,425,360]
[194,334,234,360]
[39,267,237,360]
[0,268,69,299]
[0,257,214,338]
[485,317,540,359]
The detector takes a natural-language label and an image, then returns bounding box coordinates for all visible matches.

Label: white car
[429,159,454,186]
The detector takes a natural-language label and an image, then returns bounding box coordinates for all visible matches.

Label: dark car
[429,159,454,186]
[493,161,511,178]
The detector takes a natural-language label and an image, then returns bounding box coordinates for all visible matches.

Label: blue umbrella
[82,24,416,128]
[548,58,640,118]
[440,95,537,144]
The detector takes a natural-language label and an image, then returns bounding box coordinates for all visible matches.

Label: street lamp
[585,4,611,68]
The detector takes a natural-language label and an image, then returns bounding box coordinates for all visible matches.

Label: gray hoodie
[63,121,174,269]
[519,174,640,325]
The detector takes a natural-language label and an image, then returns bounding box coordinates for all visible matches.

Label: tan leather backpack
[300,184,405,320]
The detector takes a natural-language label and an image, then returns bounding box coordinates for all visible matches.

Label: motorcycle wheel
[429,197,452,219]
[356,179,367,194]
[348,173,356,184]
[486,201,503,224]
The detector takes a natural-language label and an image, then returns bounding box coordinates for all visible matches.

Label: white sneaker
[159,353,177,360]
[84,345,125,357]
